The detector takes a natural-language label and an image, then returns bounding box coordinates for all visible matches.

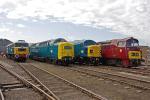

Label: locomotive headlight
[120,49,122,53]
[81,50,84,53]
[15,55,19,58]
[50,50,53,53]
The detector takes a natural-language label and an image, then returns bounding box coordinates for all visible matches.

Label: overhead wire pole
[146,47,150,67]
[144,41,150,67]
[0,89,4,100]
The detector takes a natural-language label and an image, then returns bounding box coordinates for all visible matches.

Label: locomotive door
[117,41,126,59]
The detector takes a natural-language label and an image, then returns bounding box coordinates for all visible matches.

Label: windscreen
[15,43,29,47]
[126,39,139,47]
[64,46,72,50]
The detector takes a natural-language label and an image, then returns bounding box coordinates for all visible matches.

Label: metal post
[147,49,150,67]
[0,89,4,100]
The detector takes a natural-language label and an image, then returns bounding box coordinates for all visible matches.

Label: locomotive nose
[58,42,74,60]
[88,45,101,57]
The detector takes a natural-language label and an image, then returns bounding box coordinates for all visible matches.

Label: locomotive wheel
[23,59,26,62]
[101,58,107,65]
[45,58,50,63]
[93,61,99,66]
[52,60,57,65]
[63,63,69,66]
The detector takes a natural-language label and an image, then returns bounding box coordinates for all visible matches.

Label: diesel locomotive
[72,40,101,65]
[6,40,29,62]
[99,37,142,67]
[29,38,74,65]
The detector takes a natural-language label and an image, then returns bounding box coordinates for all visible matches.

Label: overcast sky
[0,0,149,45]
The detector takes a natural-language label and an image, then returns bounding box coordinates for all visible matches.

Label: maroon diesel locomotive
[99,37,142,67]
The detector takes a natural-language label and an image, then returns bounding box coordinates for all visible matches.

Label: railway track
[17,63,59,100]
[1,58,107,100]
[1,57,150,100]
[68,66,150,91]
[92,66,150,76]
[20,63,107,100]
[0,62,56,100]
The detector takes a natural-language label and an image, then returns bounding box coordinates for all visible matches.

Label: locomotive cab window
[64,46,72,49]
[118,41,126,47]
[39,42,47,47]
[126,39,139,47]
[18,48,26,51]
[36,43,39,47]
[15,43,29,47]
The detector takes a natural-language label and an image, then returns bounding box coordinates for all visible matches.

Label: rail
[30,64,108,100]
[0,63,55,100]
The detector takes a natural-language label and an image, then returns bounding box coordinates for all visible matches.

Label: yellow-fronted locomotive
[6,40,29,62]
[73,40,102,65]
[29,38,74,65]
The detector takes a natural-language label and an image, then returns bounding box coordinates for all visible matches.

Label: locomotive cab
[126,38,142,66]
[73,40,102,65]
[12,41,29,61]
[100,37,142,67]
[58,42,74,64]
[6,40,29,62]
[87,45,101,64]
[49,38,74,65]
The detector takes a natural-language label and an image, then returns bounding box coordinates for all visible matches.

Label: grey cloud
[0,0,150,45]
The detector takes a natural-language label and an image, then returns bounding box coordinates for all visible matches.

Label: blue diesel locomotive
[30,38,74,65]
[72,40,102,65]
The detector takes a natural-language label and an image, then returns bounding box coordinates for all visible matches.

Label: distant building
[140,46,150,59]
[0,39,12,53]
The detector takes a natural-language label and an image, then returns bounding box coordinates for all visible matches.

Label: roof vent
[17,40,26,43]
